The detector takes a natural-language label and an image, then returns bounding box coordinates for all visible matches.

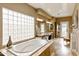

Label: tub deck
[0,38,54,56]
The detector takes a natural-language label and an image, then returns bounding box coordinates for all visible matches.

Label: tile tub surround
[0,38,54,56]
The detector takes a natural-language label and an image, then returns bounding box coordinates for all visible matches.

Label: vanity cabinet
[39,46,50,56]
[39,44,54,56]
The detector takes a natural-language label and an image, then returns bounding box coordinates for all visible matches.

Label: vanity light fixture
[37,18,43,22]
[46,21,52,24]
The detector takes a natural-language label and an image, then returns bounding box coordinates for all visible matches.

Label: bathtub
[7,38,49,56]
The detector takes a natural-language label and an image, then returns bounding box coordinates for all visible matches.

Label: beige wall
[0,3,37,16]
[0,3,37,49]
[71,4,79,55]
[76,4,79,28]
[0,7,2,49]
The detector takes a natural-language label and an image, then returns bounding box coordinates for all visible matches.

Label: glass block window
[2,8,35,45]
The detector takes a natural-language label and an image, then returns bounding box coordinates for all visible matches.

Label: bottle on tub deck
[6,36,12,49]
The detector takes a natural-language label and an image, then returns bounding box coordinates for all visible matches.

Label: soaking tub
[7,38,49,56]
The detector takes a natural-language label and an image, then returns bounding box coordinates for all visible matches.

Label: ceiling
[28,3,76,17]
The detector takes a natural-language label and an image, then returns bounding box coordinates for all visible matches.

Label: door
[60,21,69,39]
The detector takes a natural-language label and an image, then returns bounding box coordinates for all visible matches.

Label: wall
[56,16,72,39]
[71,4,79,55]
[0,7,2,49]
[0,3,37,49]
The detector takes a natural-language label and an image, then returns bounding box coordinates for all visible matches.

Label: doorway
[60,21,69,39]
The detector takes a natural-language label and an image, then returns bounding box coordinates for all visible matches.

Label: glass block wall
[2,8,35,45]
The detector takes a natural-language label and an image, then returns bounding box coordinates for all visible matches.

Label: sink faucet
[6,36,12,49]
